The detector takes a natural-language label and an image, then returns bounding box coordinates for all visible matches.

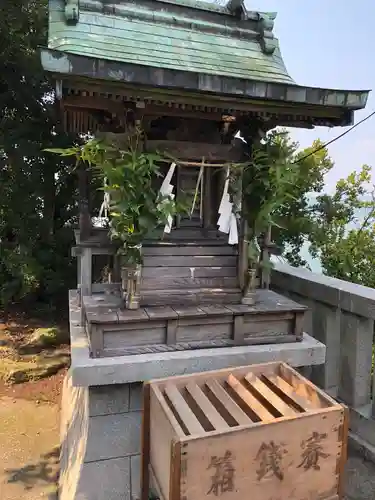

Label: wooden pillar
[237,118,274,291]
[78,165,91,241]
[237,119,262,291]
[203,166,212,229]
[260,225,272,288]
[80,247,92,297]
[238,218,248,291]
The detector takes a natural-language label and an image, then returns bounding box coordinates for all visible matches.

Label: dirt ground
[0,370,66,500]
[0,310,68,499]
[1,313,375,500]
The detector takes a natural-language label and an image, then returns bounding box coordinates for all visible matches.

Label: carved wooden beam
[63,95,128,114]
[144,140,243,163]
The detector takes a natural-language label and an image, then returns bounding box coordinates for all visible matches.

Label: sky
[250,0,375,192]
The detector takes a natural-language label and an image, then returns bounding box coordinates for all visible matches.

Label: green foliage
[49,138,188,265]
[267,131,334,266]
[0,0,77,311]
[309,165,375,287]
[241,133,300,232]
[231,130,314,269]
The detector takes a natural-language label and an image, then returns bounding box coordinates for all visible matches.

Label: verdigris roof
[42,0,370,126]
[49,0,292,84]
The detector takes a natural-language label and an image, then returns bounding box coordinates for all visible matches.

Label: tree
[309,165,375,287]
[265,130,334,266]
[0,0,77,311]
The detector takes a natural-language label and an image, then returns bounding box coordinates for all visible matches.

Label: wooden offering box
[141,362,347,500]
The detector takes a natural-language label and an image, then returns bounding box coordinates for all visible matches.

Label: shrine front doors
[175,165,224,232]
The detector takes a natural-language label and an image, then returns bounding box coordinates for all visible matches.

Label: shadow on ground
[5,446,59,493]
[0,396,60,500]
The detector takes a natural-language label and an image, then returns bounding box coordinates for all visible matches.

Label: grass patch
[0,352,70,384]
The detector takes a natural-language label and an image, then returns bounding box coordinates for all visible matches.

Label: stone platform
[59,291,326,500]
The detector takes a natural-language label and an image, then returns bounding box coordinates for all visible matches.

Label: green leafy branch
[229,133,300,271]
[46,133,188,265]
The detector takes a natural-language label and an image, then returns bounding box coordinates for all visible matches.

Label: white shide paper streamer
[159,162,176,233]
[217,167,238,245]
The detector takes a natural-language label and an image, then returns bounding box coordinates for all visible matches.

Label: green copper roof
[48,0,293,84]
[42,0,370,125]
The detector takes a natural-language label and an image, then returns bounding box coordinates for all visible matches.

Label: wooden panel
[164,384,204,435]
[243,335,299,346]
[244,373,298,417]
[149,388,177,500]
[226,289,307,314]
[86,310,118,324]
[91,282,120,293]
[145,306,178,320]
[185,383,229,430]
[242,316,293,339]
[170,441,182,500]
[141,288,242,307]
[227,374,275,422]
[142,245,237,256]
[143,104,223,121]
[142,276,238,290]
[100,320,162,332]
[176,315,231,326]
[84,292,305,357]
[280,364,336,408]
[103,326,165,348]
[80,247,92,297]
[199,304,233,316]
[203,166,213,228]
[144,255,237,267]
[166,319,178,345]
[83,293,121,310]
[263,374,316,412]
[172,305,206,318]
[153,363,283,390]
[149,466,166,500]
[178,166,201,225]
[141,384,151,500]
[89,324,104,358]
[150,228,226,241]
[177,322,232,343]
[180,409,344,500]
[145,140,242,162]
[142,266,237,279]
[233,315,245,345]
[243,312,294,323]
[205,379,252,426]
[117,308,150,323]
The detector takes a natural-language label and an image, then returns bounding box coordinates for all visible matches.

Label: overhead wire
[291,109,375,164]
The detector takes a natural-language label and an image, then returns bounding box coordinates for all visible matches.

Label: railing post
[311,303,341,396]
[339,312,374,408]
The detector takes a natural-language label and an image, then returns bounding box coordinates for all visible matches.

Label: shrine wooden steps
[141,241,242,306]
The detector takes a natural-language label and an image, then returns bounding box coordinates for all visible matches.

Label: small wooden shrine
[41,0,369,357]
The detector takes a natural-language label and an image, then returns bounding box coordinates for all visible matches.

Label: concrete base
[60,291,327,500]
[60,372,143,500]
[348,404,375,463]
